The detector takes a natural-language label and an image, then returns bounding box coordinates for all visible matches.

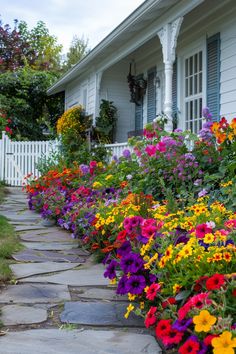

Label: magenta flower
[145,144,157,157]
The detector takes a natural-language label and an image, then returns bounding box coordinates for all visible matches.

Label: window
[184,51,203,133]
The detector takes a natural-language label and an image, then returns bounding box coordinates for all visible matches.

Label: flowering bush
[0,110,13,137]
[25,109,236,353]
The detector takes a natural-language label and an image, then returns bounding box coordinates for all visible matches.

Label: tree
[0,68,64,140]
[0,19,63,72]
[63,35,89,71]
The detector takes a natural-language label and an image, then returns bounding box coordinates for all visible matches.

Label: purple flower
[126,275,146,294]
[122,149,131,159]
[80,164,90,174]
[104,260,118,280]
[198,189,208,197]
[116,275,128,295]
[173,318,192,331]
[202,107,213,120]
[117,241,132,256]
[120,253,144,274]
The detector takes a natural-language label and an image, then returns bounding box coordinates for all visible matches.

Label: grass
[0,215,22,283]
[0,182,6,204]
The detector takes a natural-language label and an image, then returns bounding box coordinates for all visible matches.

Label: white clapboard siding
[0,132,60,186]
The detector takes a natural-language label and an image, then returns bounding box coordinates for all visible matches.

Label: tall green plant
[95,100,117,143]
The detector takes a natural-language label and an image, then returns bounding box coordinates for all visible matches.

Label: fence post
[0,131,7,182]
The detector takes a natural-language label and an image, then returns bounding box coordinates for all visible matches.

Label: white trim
[178,37,206,131]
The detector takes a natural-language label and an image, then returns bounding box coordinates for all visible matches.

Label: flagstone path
[0,188,162,354]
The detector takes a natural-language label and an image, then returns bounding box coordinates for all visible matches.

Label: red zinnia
[146,283,161,301]
[155,319,172,338]
[206,274,225,290]
[178,338,200,354]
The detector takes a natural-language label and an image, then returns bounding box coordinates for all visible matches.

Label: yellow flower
[124,303,134,319]
[92,181,102,189]
[212,331,236,354]
[105,174,113,180]
[203,233,215,244]
[109,278,117,285]
[193,310,217,332]
[173,284,182,294]
[140,302,144,310]
[128,293,136,301]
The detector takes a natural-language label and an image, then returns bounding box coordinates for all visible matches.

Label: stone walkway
[0,188,162,354]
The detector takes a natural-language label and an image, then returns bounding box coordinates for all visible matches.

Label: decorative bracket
[157,17,183,63]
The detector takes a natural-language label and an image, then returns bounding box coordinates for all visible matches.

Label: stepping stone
[21,242,79,251]
[60,301,144,327]
[0,284,70,303]
[20,230,73,243]
[71,287,127,301]
[10,262,81,279]
[21,265,109,286]
[0,329,161,354]
[12,249,85,263]
[1,305,47,325]
[15,225,47,232]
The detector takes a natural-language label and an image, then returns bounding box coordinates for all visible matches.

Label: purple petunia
[126,275,146,294]
[104,260,118,280]
[116,275,128,295]
[120,252,144,274]
[117,241,132,256]
[122,149,131,159]
[172,318,192,331]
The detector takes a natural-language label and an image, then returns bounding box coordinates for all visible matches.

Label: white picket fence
[0,132,60,186]
[0,130,132,186]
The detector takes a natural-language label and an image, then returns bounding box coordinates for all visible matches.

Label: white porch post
[94,71,103,124]
[157,17,183,131]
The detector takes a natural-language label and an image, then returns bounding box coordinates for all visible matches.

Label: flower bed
[25,113,236,353]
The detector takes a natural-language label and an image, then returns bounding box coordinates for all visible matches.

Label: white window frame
[177,39,207,132]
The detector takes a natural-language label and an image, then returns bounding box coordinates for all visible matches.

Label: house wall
[176,0,236,127]
[220,18,236,120]
[100,61,135,142]
[65,73,96,118]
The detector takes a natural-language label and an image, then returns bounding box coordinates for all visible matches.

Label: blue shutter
[207,33,220,121]
[172,60,177,115]
[147,67,156,123]
[135,74,143,130]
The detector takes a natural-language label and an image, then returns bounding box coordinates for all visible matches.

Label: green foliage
[0,67,64,140]
[94,100,117,143]
[0,19,63,72]
[0,215,22,282]
[62,35,89,72]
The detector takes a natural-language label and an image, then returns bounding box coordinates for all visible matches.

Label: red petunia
[206,274,225,291]
[178,338,200,354]
[162,297,176,309]
[162,328,184,346]
[155,319,172,338]
[204,334,218,346]
[146,283,161,301]
[144,306,157,328]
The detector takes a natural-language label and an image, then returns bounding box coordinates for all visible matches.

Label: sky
[0,0,144,53]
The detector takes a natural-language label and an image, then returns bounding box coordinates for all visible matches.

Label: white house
[48,0,236,143]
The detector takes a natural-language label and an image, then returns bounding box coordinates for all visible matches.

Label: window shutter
[135,74,144,130]
[147,67,156,123]
[207,33,220,121]
[172,60,177,115]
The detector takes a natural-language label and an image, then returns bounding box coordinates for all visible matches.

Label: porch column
[94,71,103,125]
[157,17,183,131]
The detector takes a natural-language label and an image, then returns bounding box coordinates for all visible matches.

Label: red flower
[162,297,176,309]
[178,338,200,354]
[146,283,161,301]
[232,288,236,297]
[162,329,184,346]
[144,306,157,328]
[206,274,225,290]
[204,334,218,346]
[195,223,212,238]
[116,230,127,242]
[155,319,172,338]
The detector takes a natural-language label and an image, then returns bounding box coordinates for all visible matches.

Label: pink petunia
[145,144,157,157]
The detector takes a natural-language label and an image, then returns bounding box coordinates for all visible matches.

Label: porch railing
[104,142,129,160]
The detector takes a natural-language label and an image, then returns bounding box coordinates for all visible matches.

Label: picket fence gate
[0,132,60,186]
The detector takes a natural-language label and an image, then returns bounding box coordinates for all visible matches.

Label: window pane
[190,77,193,96]
[194,54,198,73]
[199,51,202,71]
[190,56,193,75]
